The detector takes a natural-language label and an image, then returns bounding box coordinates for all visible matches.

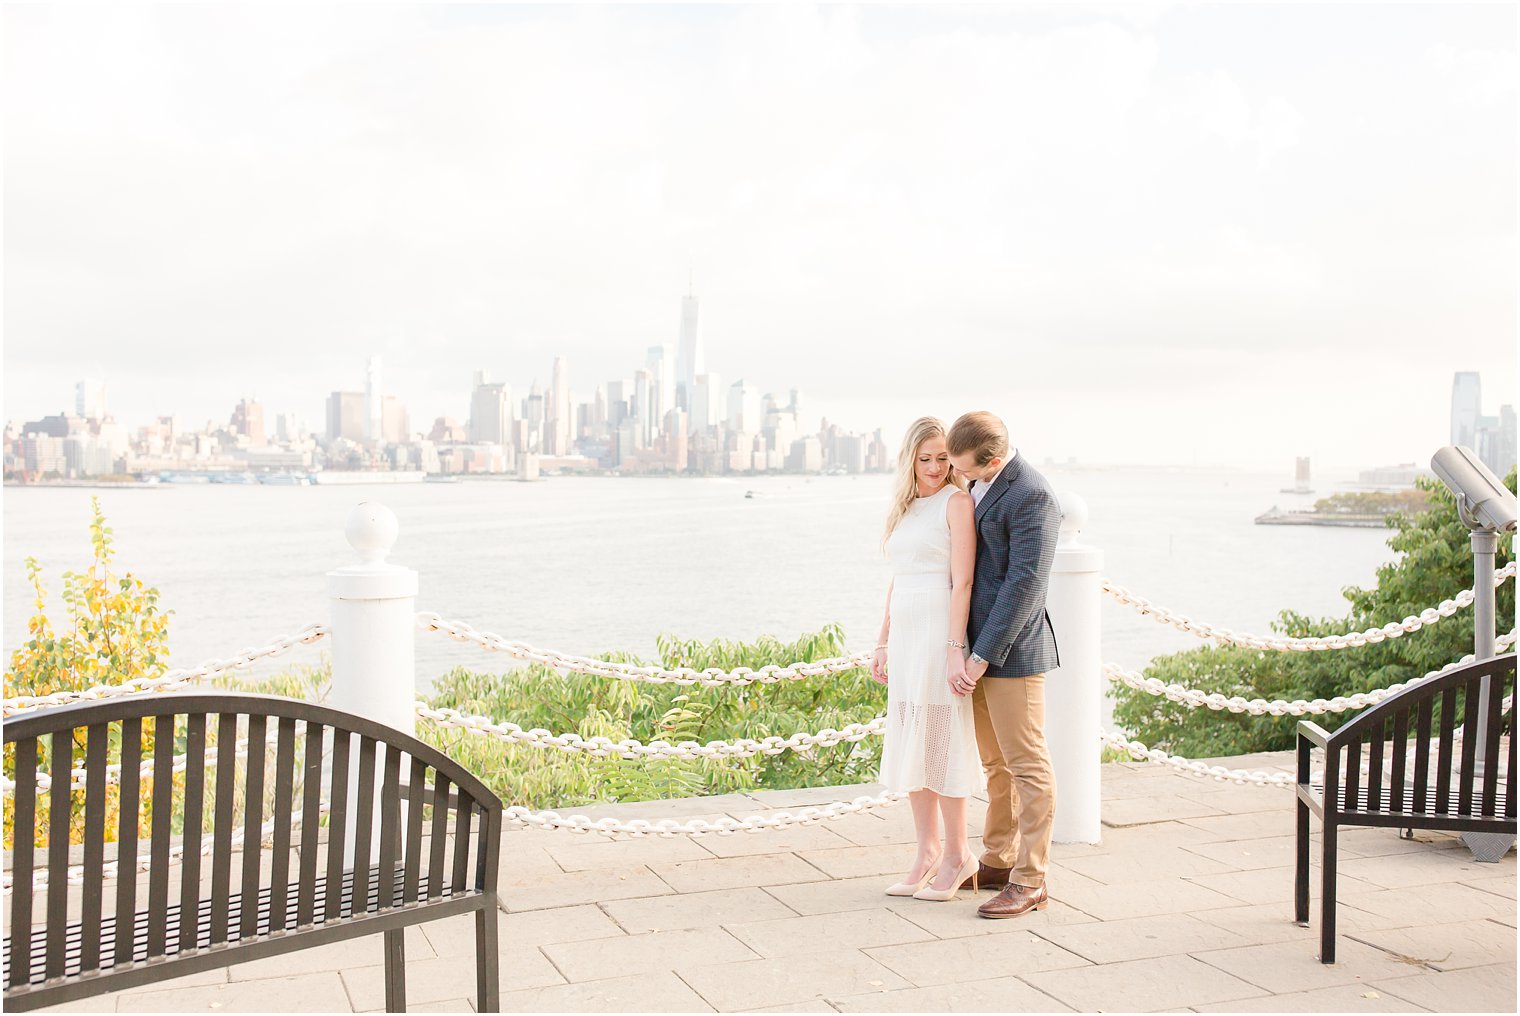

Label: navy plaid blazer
[967,453,1062,678]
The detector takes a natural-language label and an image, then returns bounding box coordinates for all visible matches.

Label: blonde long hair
[882,416,965,549]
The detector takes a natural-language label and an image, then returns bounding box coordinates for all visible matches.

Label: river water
[3,468,1402,697]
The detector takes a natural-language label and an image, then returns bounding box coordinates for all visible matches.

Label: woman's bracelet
[946,639,967,649]
[874,643,888,651]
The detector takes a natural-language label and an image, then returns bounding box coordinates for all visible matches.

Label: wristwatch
[968,653,987,666]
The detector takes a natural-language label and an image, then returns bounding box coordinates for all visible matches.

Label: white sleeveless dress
[879,485,982,798]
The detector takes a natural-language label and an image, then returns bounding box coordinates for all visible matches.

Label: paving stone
[724,908,933,958]
[1182,834,1327,871]
[1335,826,1467,857]
[1178,809,1299,841]
[738,1003,837,1013]
[697,821,855,858]
[828,975,1075,1012]
[1192,982,1427,1012]
[1462,875,1517,900]
[674,948,912,1011]
[1021,952,1265,1011]
[1101,794,1227,827]
[603,887,796,933]
[486,904,626,948]
[886,894,1097,938]
[113,967,231,993]
[1174,786,1293,815]
[1196,936,1431,993]
[1340,881,1519,927]
[823,813,921,847]
[227,925,433,980]
[1339,847,1513,890]
[501,865,674,912]
[649,852,830,893]
[763,874,905,915]
[343,949,562,1011]
[542,928,757,982]
[1053,870,1241,921]
[1191,900,1404,946]
[1371,962,1518,1012]
[116,971,354,1013]
[1183,865,1378,907]
[543,832,715,872]
[495,969,714,1012]
[1032,912,1255,964]
[864,929,1090,986]
[794,843,929,879]
[1349,919,1517,971]
[1062,844,1236,885]
[379,1001,474,1014]
[741,784,883,808]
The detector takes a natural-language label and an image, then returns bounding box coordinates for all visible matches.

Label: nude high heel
[912,854,978,902]
[885,849,943,897]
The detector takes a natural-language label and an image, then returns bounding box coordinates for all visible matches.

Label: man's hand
[951,654,988,696]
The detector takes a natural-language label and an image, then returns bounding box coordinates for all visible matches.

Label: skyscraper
[646,345,673,432]
[676,287,703,412]
[1452,372,1481,449]
[75,379,107,420]
[365,356,385,443]
[231,398,266,446]
[692,372,722,433]
[549,357,572,456]
[470,382,511,445]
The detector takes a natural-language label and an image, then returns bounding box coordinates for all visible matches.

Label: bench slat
[325,730,352,923]
[1344,736,1362,814]
[46,730,72,980]
[377,747,402,911]
[211,713,239,945]
[1412,697,1433,814]
[404,757,427,904]
[297,722,325,927]
[1481,669,1506,817]
[268,717,297,932]
[1436,685,1457,813]
[114,719,143,968]
[1389,708,1408,813]
[80,723,108,973]
[178,713,208,954]
[10,738,37,990]
[1459,677,1480,816]
[147,716,176,957]
[452,790,473,896]
[239,715,267,941]
[428,774,451,900]
[352,737,378,916]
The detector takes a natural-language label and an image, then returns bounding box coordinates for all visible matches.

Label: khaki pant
[972,674,1055,888]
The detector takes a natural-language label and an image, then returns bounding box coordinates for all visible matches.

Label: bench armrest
[1296,721,1330,749]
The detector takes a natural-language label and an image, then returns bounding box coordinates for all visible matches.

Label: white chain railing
[1,740,251,794]
[504,789,903,836]
[1103,563,1515,651]
[417,612,871,686]
[1099,729,1297,787]
[1105,632,1518,718]
[1,623,329,717]
[415,704,883,760]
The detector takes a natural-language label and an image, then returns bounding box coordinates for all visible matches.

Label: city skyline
[4,5,1515,471]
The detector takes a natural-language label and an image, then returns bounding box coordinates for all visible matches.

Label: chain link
[1,623,330,717]
[1104,633,1518,717]
[416,704,883,759]
[417,613,871,686]
[504,789,904,837]
[1099,729,1297,787]
[1103,563,1515,651]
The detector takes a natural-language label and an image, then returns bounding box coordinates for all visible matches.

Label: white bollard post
[1046,492,1103,844]
[328,502,418,867]
[327,502,418,736]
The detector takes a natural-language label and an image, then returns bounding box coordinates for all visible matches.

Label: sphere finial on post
[345,501,399,566]
[1058,492,1090,546]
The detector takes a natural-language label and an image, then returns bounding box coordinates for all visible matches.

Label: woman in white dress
[870,416,983,901]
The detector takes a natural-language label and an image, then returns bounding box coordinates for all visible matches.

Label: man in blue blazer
[946,411,1061,919]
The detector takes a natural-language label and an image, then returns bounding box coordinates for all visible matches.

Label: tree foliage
[1112,471,1516,757]
[4,498,174,846]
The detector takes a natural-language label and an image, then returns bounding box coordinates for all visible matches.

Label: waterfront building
[605,380,631,431]
[1451,371,1482,449]
[366,356,383,443]
[692,372,722,434]
[548,356,572,456]
[326,391,367,443]
[75,378,107,420]
[727,379,761,434]
[676,288,703,412]
[275,412,303,444]
[472,380,516,447]
[381,395,409,444]
[645,346,673,434]
[633,369,654,448]
[231,398,266,446]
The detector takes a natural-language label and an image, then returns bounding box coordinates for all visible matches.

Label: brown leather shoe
[959,862,1012,891]
[977,882,1049,919]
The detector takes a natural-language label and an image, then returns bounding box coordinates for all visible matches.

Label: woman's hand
[871,647,889,686]
[946,647,970,696]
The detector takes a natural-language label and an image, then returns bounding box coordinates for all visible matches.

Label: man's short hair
[947,411,1009,467]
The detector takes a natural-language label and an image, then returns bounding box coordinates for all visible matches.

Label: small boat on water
[210,471,258,485]
[424,474,461,484]
[258,472,313,487]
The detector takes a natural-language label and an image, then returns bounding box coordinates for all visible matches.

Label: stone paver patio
[36,753,1517,1013]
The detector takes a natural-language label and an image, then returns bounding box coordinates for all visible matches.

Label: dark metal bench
[3,692,503,1012]
[1295,654,1515,963]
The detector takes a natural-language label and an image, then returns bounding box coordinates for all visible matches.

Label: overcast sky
[4,3,1515,472]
